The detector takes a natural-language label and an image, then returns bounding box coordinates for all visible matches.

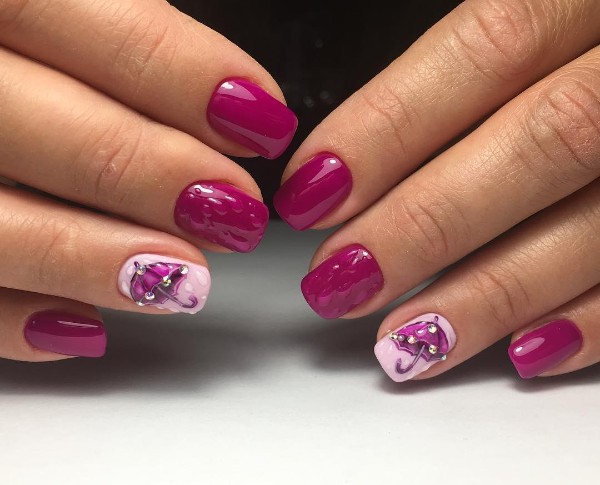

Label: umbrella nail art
[118,254,211,315]
[374,313,457,383]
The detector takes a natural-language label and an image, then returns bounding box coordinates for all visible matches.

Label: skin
[0,0,287,360]
[283,0,600,379]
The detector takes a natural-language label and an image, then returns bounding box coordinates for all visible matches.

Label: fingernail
[374,313,456,383]
[24,311,107,358]
[174,181,269,253]
[508,319,582,379]
[274,152,352,230]
[301,244,383,319]
[118,254,211,314]
[207,78,298,159]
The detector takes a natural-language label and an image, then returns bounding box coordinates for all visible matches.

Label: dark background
[171,0,461,210]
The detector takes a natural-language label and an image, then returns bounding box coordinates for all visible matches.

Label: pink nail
[174,181,269,253]
[25,311,106,358]
[274,152,352,230]
[207,78,298,159]
[301,244,384,319]
[508,319,582,379]
[118,254,210,314]
[374,313,457,383]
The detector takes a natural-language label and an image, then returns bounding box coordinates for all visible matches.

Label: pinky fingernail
[508,319,582,379]
[25,311,107,358]
[374,313,457,382]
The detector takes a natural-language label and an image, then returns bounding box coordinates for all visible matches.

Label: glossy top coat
[274,152,352,230]
[207,78,298,159]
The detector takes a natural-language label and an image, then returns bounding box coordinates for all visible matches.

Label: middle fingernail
[118,254,211,314]
[301,244,384,319]
[174,181,269,253]
[274,152,352,230]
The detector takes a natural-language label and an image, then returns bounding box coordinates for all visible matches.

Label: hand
[0,0,296,361]
[275,0,600,381]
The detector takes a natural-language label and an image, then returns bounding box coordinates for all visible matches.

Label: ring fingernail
[274,152,352,230]
[301,244,384,319]
[508,319,583,379]
[118,254,211,314]
[174,181,269,253]
[25,311,107,358]
[207,78,298,159]
[374,313,457,383]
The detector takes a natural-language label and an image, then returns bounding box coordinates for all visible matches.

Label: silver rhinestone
[179,265,189,275]
[441,354,447,361]
[145,291,155,301]
[407,336,417,344]
[428,324,437,333]
[135,266,146,276]
[429,345,438,354]
[397,334,406,341]
[162,277,172,287]
[136,301,145,307]
[389,333,398,340]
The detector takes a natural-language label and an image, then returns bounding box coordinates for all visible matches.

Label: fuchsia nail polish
[508,319,582,379]
[175,181,269,253]
[25,311,107,358]
[301,244,384,319]
[207,78,298,159]
[274,152,352,230]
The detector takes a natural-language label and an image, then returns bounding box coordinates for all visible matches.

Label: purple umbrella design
[388,315,449,375]
[130,261,198,309]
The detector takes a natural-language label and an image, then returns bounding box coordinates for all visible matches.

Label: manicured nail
[301,244,383,319]
[175,181,269,253]
[274,152,352,230]
[374,313,456,383]
[24,311,106,358]
[508,319,582,379]
[207,78,298,159]
[118,254,210,314]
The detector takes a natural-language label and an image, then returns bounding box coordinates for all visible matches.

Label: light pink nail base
[374,313,456,383]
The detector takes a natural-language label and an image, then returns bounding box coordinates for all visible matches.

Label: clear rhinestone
[429,345,438,354]
[162,277,172,287]
[441,354,447,361]
[136,301,145,307]
[179,265,189,275]
[407,336,417,344]
[135,266,146,276]
[145,291,155,301]
[397,334,406,341]
[389,333,398,340]
[428,324,437,333]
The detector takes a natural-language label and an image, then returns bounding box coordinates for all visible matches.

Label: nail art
[301,244,384,319]
[175,181,269,253]
[508,319,582,379]
[118,254,210,314]
[274,152,352,230]
[207,78,298,159]
[25,311,106,358]
[374,313,457,383]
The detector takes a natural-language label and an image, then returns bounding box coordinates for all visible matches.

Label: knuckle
[464,263,532,333]
[74,118,147,208]
[387,187,467,266]
[455,0,545,79]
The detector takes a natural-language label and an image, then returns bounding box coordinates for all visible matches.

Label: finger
[0,288,105,361]
[0,46,269,254]
[0,0,297,158]
[373,180,600,382]
[301,43,600,318]
[508,285,600,379]
[275,0,600,228]
[0,185,211,315]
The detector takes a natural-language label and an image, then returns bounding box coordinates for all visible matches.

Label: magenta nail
[508,319,582,379]
[24,311,107,358]
[207,78,298,159]
[175,181,269,253]
[301,244,384,319]
[274,152,352,230]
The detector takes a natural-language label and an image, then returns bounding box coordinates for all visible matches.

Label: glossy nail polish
[207,78,298,159]
[175,181,269,253]
[24,311,106,358]
[118,254,211,314]
[274,152,352,230]
[374,313,456,383]
[508,319,582,379]
[301,244,383,319]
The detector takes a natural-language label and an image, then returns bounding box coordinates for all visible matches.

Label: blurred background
[171,0,461,213]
